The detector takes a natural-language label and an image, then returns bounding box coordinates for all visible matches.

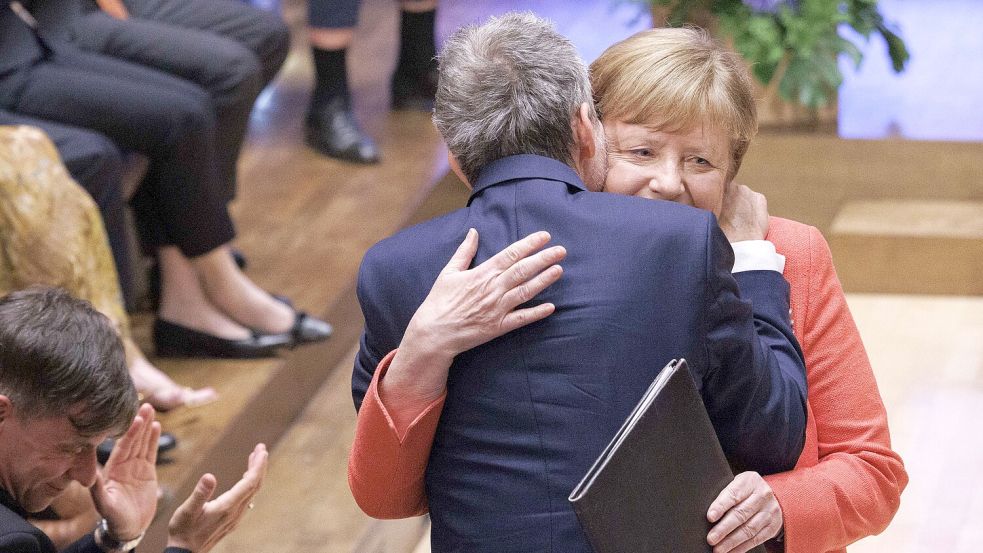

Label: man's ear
[572,102,598,166]
[448,151,472,189]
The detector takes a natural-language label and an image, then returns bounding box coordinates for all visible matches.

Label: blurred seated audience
[1,1,332,358]
[0,109,138,308]
[0,286,268,553]
[33,0,290,205]
[0,124,217,409]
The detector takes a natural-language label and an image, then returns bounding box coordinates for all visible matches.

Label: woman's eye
[629,148,652,158]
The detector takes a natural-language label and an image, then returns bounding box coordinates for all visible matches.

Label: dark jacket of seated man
[0,489,189,553]
[353,154,807,553]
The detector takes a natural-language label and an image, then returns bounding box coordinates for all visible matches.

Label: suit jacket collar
[0,487,28,518]
[468,154,587,205]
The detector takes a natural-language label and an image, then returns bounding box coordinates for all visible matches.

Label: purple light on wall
[742,0,797,13]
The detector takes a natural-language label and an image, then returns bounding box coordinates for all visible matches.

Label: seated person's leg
[12,49,330,356]
[68,11,272,202]
[120,0,290,86]
[0,110,135,307]
[0,124,215,410]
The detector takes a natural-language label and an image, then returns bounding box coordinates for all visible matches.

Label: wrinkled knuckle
[740,523,756,541]
[744,517,762,536]
[513,265,528,284]
[505,246,521,263]
[516,283,532,302]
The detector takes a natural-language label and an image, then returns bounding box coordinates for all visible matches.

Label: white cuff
[731,240,785,273]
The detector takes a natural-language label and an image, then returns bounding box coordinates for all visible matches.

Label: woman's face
[602,119,732,216]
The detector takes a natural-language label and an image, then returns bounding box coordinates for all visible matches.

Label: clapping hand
[90,403,160,542]
[166,444,269,553]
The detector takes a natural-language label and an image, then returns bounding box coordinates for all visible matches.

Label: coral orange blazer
[348,217,908,553]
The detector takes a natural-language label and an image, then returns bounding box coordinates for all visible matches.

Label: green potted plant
[641,0,909,129]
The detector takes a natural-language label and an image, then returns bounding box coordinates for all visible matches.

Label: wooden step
[739,135,983,233]
[828,200,983,295]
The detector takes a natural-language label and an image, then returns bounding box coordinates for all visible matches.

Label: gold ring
[248,502,255,510]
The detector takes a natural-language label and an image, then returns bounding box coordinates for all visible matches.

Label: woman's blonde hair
[590,27,757,178]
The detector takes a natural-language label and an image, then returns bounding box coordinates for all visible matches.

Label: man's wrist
[94,518,144,552]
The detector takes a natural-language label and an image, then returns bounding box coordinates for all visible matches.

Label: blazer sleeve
[348,350,446,519]
[701,216,808,475]
[764,227,907,553]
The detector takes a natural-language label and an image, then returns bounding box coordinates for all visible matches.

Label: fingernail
[708,509,718,520]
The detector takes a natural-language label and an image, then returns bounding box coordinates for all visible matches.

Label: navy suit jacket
[353,154,807,553]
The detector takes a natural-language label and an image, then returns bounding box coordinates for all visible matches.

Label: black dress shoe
[391,64,438,111]
[154,319,290,359]
[305,96,379,164]
[98,432,178,465]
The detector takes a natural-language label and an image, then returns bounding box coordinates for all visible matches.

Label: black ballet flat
[287,311,333,345]
[153,319,290,359]
[97,432,178,465]
[268,296,332,346]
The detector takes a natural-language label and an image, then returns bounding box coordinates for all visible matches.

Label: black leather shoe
[305,96,379,164]
[98,432,178,465]
[391,64,438,111]
[154,319,290,359]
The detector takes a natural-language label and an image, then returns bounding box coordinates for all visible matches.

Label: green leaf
[878,24,911,72]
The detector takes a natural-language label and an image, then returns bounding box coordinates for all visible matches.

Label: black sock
[396,8,436,79]
[311,47,349,107]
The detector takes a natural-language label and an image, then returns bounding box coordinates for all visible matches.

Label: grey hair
[433,12,597,183]
[0,287,136,437]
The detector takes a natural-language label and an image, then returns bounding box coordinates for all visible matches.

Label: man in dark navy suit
[351,13,807,553]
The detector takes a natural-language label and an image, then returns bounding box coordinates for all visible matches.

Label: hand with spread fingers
[90,403,161,542]
[706,471,784,553]
[718,183,769,243]
[380,228,566,408]
[166,443,269,553]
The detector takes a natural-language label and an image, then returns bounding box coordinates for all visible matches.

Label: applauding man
[0,287,267,553]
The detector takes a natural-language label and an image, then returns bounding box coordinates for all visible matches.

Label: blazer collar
[468,155,587,205]
[0,488,27,518]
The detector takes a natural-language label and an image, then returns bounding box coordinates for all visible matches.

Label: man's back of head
[0,286,135,438]
[432,12,598,184]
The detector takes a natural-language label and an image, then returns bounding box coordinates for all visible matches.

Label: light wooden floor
[185,0,983,551]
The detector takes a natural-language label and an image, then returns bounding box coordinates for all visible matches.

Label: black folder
[569,359,766,553]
